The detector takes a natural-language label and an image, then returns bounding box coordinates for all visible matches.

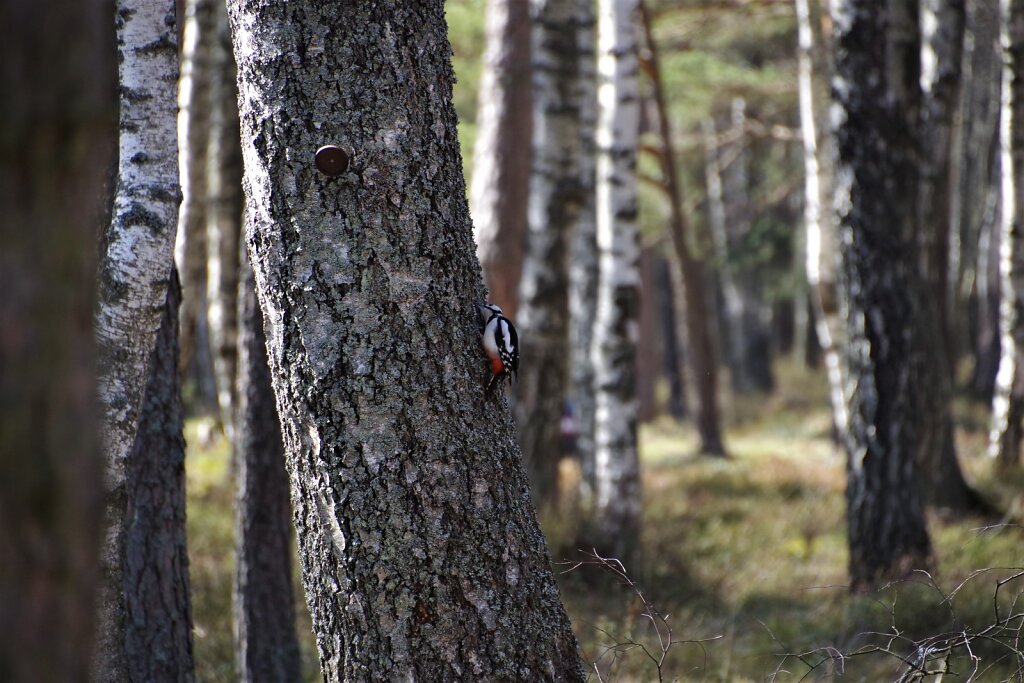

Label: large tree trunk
[570,0,600,501]
[963,0,1004,401]
[123,271,195,682]
[175,0,218,414]
[914,0,983,512]
[515,0,582,509]
[0,2,114,679]
[796,0,848,434]
[471,0,533,320]
[206,0,242,438]
[832,0,933,589]
[226,2,583,679]
[990,0,1024,467]
[592,0,643,562]
[640,0,725,455]
[233,250,302,683]
[94,0,181,678]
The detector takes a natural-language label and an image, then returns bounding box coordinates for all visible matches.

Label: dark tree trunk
[233,251,302,683]
[659,257,688,421]
[471,0,533,319]
[637,244,661,423]
[123,271,195,682]
[0,1,114,678]
[639,0,726,455]
[226,2,583,679]
[515,0,582,509]
[832,0,933,589]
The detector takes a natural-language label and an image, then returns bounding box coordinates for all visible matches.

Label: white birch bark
[990,0,1024,466]
[93,0,180,677]
[592,0,642,561]
[175,0,218,412]
[515,0,582,507]
[570,0,600,501]
[206,0,242,438]
[796,0,847,433]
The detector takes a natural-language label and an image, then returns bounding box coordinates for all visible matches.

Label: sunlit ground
[186,360,1024,682]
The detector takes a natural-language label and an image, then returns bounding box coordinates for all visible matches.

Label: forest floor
[186,360,1024,682]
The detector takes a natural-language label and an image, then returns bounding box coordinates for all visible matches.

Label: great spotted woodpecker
[478,303,519,393]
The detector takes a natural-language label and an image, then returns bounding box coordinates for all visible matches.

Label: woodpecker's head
[477,302,503,326]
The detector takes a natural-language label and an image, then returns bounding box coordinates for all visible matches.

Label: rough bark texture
[0,1,114,679]
[991,0,1024,466]
[94,0,180,678]
[640,0,725,455]
[233,250,302,683]
[471,0,533,320]
[206,0,243,437]
[175,0,218,413]
[515,0,582,509]
[592,0,643,562]
[831,0,933,588]
[226,2,583,679]
[796,0,849,435]
[570,0,600,501]
[708,102,775,395]
[123,271,195,682]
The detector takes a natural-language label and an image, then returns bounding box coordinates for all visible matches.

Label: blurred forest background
[5,0,1024,681]
[187,0,1021,679]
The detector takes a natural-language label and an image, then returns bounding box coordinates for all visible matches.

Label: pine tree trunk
[592,0,643,562]
[94,0,181,677]
[0,2,114,678]
[226,2,583,679]
[640,1,725,455]
[636,244,661,423]
[206,0,242,438]
[570,0,600,501]
[123,271,195,682]
[175,0,218,413]
[233,251,302,683]
[796,0,848,434]
[990,0,1024,467]
[832,0,933,589]
[471,0,533,320]
[515,0,582,509]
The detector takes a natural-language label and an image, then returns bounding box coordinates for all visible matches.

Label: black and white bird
[477,303,520,393]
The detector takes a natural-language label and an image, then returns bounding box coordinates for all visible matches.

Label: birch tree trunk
[175,0,218,413]
[963,0,1004,400]
[990,0,1024,467]
[711,100,775,394]
[570,0,600,501]
[796,0,848,435]
[592,0,643,562]
[516,0,582,509]
[831,0,933,588]
[226,2,583,679]
[640,0,725,455]
[0,2,114,678]
[233,250,302,683]
[123,271,195,682]
[206,0,242,438]
[93,0,181,677]
[471,0,533,319]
